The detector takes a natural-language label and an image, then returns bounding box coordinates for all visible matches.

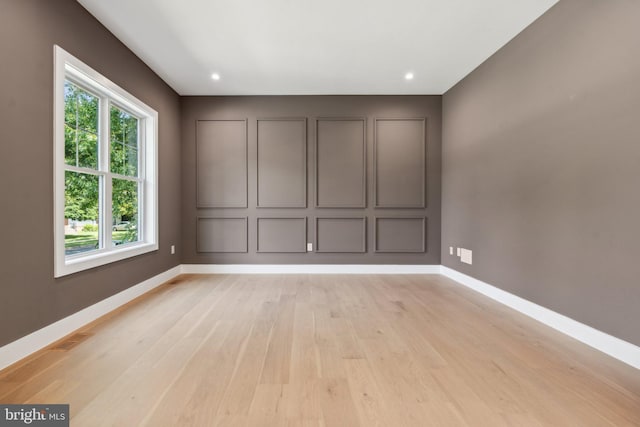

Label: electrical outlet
[449,246,454,255]
[456,247,461,257]
[170,245,175,255]
[307,243,313,252]
[461,248,473,265]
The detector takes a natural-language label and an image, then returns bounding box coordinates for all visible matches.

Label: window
[54,46,158,277]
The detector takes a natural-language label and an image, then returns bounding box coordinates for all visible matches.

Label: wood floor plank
[344,358,397,427]
[0,273,638,427]
[281,382,322,420]
[259,294,296,384]
[289,299,320,382]
[215,296,281,418]
[247,383,286,424]
[316,378,361,427]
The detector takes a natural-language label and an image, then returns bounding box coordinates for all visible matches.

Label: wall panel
[257,118,307,207]
[315,217,366,253]
[374,118,426,208]
[374,217,426,253]
[197,217,248,253]
[257,217,307,253]
[196,120,247,208]
[315,118,366,208]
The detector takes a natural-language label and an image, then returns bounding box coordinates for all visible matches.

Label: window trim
[54,45,158,278]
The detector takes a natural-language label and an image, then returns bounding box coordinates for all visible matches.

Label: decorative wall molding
[373,118,427,208]
[315,217,367,253]
[374,216,426,253]
[315,117,367,208]
[196,119,248,208]
[256,118,307,208]
[196,217,248,253]
[256,217,307,253]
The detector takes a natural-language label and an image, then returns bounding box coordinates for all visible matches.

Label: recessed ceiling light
[211,73,220,81]
[405,72,414,80]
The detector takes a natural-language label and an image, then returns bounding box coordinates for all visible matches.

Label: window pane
[64,125,76,166]
[64,128,98,169]
[65,171,100,256]
[110,141,126,175]
[110,106,139,177]
[64,82,78,130]
[112,178,139,245]
[64,81,99,168]
[110,106,125,144]
[125,115,138,147]
[77,130,99,169]
[126,146,138,176]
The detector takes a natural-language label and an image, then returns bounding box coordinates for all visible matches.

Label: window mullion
[110,172,143,182]
[100,97,113,250]
[64,165,103,176]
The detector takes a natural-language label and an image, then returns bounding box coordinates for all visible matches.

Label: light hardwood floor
[0,274,639,426]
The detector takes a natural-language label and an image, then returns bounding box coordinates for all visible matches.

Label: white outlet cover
[449,246,454,255]
[461,248,473,265]
[456,247,461,257]
[170,245,175,255]
[307,243,313,252]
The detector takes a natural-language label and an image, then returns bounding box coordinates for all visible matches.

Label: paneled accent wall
[182,96,441,264]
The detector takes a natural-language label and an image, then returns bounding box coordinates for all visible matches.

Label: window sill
[55,242,158,278]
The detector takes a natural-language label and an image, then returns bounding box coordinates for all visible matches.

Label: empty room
[0,0,639,425]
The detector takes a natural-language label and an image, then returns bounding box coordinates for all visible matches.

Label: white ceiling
[77,0,558,96]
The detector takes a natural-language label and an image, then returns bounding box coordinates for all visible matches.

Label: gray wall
[0,0,182,346]
[442,0,640,346]
[181,96,442,264]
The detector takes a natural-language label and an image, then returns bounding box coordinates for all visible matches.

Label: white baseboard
[441,266,640,370]
[0,265,182,372]
[181,264,442,275]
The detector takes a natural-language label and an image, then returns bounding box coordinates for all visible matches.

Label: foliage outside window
[54,46,158,277]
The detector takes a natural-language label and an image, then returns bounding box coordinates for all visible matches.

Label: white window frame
[54,45,158,278]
